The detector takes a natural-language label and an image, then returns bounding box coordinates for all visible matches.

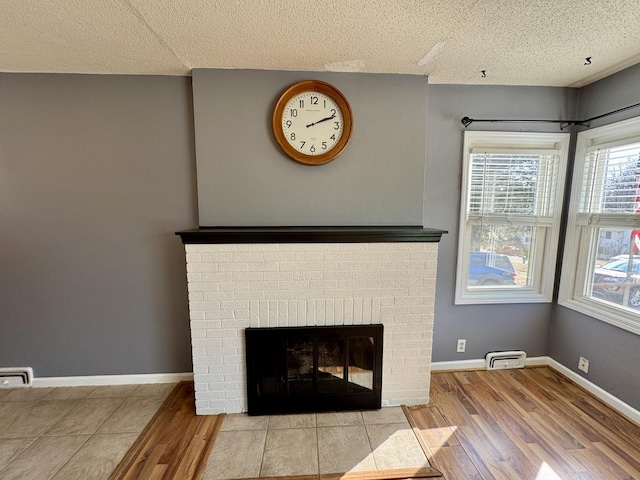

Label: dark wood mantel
[176,226,447,244]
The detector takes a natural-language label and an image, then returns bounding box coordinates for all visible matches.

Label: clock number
[334,122,340,130]
[322,142,327,150]
[300,141,306,149]
[310,145,316,153]
[299,99,304,108]
[285,120,292,128]
[330,134,335,140]
[290,108,298,117]
[323,100,326,108]
[310,96,318,105]
[331,108,336,116]
[290,133,296,141]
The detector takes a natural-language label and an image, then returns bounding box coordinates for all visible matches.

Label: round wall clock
[272,80,353,166]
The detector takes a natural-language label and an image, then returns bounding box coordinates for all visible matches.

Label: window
[456,131,569,304]
[559,117,640,334]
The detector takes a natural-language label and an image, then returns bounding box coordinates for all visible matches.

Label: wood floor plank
[526,442,590,479]
[136,444,168,480]
[525,368,640,473]
[421,368,640,480]
[402,404,437,466]
[428,445,482,480]
[161,413,207,478]
[321,467,443,479]
[109,382,223,480]
[175,413,223,480]
[407,405,460,448]
[470,413,541,480]
[570,445,636,480]
[115,383,195,480]
[591,441,640,479]
[232,467,444,480]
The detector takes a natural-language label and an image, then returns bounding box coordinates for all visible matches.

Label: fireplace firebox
[245,325,383,415]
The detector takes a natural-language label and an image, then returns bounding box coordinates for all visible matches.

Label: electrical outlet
[578,356,589,374]
[457,339,466,353]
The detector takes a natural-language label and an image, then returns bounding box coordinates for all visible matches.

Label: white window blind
[468,152,560,226]
[577,142,640,228]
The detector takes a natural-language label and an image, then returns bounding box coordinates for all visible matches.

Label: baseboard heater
[485,351,526,370]
[0,367,33,387]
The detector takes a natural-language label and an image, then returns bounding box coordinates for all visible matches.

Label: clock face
[272,80,353,166]
[281,92,344,156]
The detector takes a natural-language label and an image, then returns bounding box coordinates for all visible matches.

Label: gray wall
[2,66,638,413]
[192,70,427,226]
[0,74,196,376]
[549,63,640,409]
[426,84,578,362]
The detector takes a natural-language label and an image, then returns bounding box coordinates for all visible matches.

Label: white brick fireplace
[178,227,444,415]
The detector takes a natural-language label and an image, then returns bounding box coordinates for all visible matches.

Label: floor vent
[0,367,33,388]
[486,351,526,370]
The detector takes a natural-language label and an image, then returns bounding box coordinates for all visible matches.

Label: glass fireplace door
[246,325,383,415]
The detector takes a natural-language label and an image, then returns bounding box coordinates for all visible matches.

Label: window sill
[455,288,551,305]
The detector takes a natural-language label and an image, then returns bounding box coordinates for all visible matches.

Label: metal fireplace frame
[245,324,383,415]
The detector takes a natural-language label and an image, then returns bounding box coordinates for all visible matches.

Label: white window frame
[455,131,569,305]
[559,116,640,335]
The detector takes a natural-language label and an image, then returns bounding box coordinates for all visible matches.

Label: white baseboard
[32,372,193,388]
[431,359,486,371]
[431,356,640,426]
[431,356,548,372]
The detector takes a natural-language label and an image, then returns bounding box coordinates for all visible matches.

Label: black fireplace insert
[245,324,383,415]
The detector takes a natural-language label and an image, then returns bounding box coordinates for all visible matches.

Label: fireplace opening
[245,325,383,415]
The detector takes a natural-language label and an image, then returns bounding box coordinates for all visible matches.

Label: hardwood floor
[109,382,224,480]
[109,368,640,479]
[408,368,640,479]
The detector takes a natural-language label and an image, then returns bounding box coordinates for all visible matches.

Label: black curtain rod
[461,101,640,129]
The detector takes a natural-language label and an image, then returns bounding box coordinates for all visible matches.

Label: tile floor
[1,385,430,480]
[0,383,176,480]
[203,407,430,479]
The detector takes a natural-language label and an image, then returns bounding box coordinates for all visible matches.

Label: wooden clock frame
[272,80,353,166]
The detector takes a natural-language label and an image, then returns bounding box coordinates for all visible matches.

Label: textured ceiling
[2,0,640,86]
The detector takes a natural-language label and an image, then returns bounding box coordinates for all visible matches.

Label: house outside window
[455,131,569,305]
[559,116,640,335]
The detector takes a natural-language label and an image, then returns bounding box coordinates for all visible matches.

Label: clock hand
[306,114,335,128]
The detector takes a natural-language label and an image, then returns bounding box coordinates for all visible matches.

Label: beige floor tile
[220,413,269,431]
[361,406,409,425]
[203,429,267,479]
[316,411,364,427]
[51,433,138,480]
[0,400,78,439]
[318,425,376,474]
[98,395,165,433]
[0,438,37,471]
[267,413,316,429]
[0,402,34,431]
[44,397,126,436]
[87,384,139,398]
[366,423,430,470]
[0,435,89,480]
[0,387,53,403]
[130,383,176,397]
[260,428,318,477]
[44,386,98,400]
